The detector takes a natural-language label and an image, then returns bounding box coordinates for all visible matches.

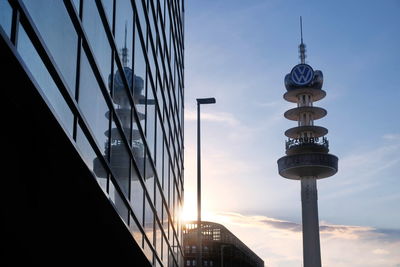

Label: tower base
[301,177,322,267]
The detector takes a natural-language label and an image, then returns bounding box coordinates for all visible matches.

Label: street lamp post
[196,97,216,267]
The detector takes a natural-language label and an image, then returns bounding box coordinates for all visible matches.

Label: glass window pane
[169,163,173,207]
[155,184,162,221]
[144,195,154,246]
[163,145,169,198]
[143,238,154,264]
[72,0,80,10]
[145,158,155,203]
[109,120,130,197]
[133,23,146,128]
[159,0,165,19]
[0,0,13,38]
[163,237,168,266]
[155,112,163,179]
[109,180,129,223]
[22,0,78,94]
[155,222,162,258]
[148,43,156,77]
[82,0,112,83]
[163,106,170,145]
[169,248,176,267]
[158,28,165,65]
[146,82,156,157]
[135,0,146,39]
[79,50,109,153]
[132,113,145,177]
[169,223,173,243]
[156,76,164,113]
[164,5,170,59]
[176,204,182,241]
[148,3,156,44]
[173,236,178,254]
[130,212,143,246]
[131,162,144,223]
[17,24,74,136]
[101,0,113,27]
[76,124,107,192]
[115,0,133,70]
[162,204,168,236]
[173,183,178,229]
[112,61,132,141]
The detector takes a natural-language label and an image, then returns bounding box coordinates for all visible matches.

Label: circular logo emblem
[290,64,314,86]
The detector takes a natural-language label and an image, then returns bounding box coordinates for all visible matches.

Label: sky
[182,0,400,266]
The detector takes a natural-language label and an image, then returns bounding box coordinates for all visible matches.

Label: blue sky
[182,0,400,266]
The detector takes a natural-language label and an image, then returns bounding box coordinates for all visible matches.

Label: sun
[181,198,197,223]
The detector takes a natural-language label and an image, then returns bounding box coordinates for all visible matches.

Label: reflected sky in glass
[115,0,133,69]
[22,0,78,94]
[0,0,12,38]
[82,0,111,83]
[78,50,109,153]
[17,24,74,136]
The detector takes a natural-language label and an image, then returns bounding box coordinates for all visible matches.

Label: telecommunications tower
[277,17,338,267]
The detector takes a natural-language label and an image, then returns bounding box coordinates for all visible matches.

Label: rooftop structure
[183,221,264,267]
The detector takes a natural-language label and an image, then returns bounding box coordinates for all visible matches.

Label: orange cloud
[206,211,400,267]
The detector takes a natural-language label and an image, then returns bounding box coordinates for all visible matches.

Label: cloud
[185,109,239,126]
[205,211,400,267]
[383,133,400,141]
[323,140,400,200]
[373,249,390,255]
[216,211,380,240]
[260,218,301,232]
[340,143,400,177]
[255,101,280,108]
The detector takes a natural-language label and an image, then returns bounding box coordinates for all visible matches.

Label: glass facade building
[1,0,184,266]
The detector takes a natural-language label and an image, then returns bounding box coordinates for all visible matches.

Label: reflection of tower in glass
[277,18,338,267]
[93,24,151,198]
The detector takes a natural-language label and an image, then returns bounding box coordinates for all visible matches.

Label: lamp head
[197,97,216,104]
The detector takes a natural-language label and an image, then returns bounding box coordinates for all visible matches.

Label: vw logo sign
[290,64,314,86]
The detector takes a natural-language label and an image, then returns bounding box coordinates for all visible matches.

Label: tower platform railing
[285,136,329,150]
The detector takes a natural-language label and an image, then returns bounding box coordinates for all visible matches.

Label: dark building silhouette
[183,221,264,267]
[1,0,184,266]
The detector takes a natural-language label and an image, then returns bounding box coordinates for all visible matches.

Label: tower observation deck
[277,18,338,267]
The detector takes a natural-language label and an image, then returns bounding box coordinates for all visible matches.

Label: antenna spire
[299,16,306,64]
[124,22,127,50]
[122,21,128,67]
[300,16,303,44]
